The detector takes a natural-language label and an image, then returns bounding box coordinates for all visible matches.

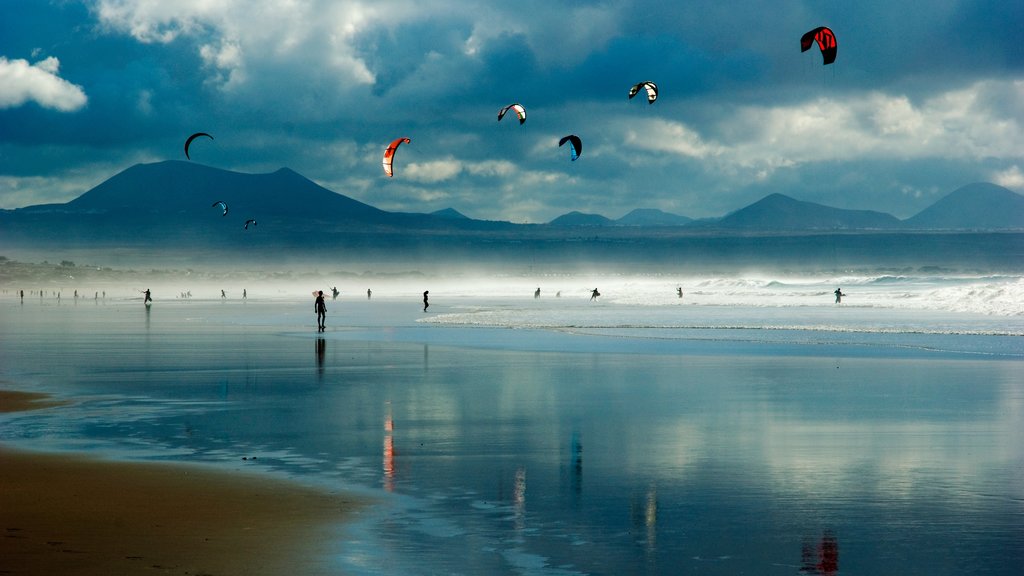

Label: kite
[184,132,213,160]
[382,137,411,177]
[211,201,228,216]
[498,103,527,124]
[800,27,837,65]
[244,219,257,230]
[628,81,658,104]
[559,135,582,161]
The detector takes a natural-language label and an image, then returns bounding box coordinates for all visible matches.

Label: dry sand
[0,390,366,576]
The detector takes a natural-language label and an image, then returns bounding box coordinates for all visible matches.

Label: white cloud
[0,57,87,112]
[992,165,1024,190]
[93,0,376,90]
[623,80,1024,184]
[403,158,463,183]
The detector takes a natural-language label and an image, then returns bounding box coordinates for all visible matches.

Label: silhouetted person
[221,289,226,299]
[20,289,24,302]
[677,287,683,298]
[590,288,600,301]
[243,289,247,299]
[834,288,844,304]
[367,288,372,300]
[144,289,152,304]
[332,286,339,300]
[423,290,429,312]
[534,287,541,299]
[315,290,327,332]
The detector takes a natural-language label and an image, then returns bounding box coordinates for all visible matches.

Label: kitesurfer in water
[367,289,372,300]
[332,286,339,300]
[834,288,844,304]
[590,288,600,301]
[535,287,541,299]
[315,290,327,332]
[423,291,429,312]
[144,289,152,305]
[677,287,683,298]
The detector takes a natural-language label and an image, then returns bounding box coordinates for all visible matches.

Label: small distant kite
[628,81,658,104]
[498,103,527,124]
[382,137,411,177]
[558,135,582,161]
[211,200,228,216]
[800,27,837,65]
[184,132,213,160]
[244,219,257,230]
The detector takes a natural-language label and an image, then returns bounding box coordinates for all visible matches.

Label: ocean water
[1,272,1022,575]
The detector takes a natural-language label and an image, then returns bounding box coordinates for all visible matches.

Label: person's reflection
[315,337,325,380]
[513,467,527,533]
[801,532,838,575]
[570,431,583,497]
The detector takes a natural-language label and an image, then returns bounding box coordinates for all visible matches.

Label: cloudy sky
[1,0,1021,222]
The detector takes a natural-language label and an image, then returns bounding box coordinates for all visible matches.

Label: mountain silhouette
[904,182,1024,229]
[710,193,901,230]
[615,208,693,227]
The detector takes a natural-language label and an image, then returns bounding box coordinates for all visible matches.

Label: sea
[1,269,1022,575]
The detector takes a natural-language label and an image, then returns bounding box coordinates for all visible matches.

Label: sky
[0,0,1022,222]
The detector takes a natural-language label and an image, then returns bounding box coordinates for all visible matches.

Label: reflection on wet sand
[801,532,839,575]
[383,403,395,492]
[315,337,325,380]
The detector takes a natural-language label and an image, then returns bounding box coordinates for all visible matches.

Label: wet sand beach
[1,391,361,576]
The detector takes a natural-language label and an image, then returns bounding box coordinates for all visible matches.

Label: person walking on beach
[315,290,327,332]
[834,287,844,304]
[423,290,429,312]
[590,288,600,301]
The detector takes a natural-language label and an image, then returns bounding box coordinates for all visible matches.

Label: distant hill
[549,211,615,226]
[616,208,692,226]
[711,193,901,230]
[49,161,388,222]
[903,183,1024,229]
[430,207,470,220]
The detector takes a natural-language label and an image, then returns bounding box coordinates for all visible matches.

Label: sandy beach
[1,390,362,576]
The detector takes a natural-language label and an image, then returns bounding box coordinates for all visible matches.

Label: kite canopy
[559,135,582,161]
[800,27,837,65]
[211,200,228,216]
[382,137,411,177]
[498,103,527,124]
[628,81,658,104]
[184,132,213,160]
[244,219,257,230]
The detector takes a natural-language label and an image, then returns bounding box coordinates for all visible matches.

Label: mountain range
[1,161,1021,271]
[5,160,1021,230]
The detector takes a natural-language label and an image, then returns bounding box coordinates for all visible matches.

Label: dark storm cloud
[0,0,1021,221]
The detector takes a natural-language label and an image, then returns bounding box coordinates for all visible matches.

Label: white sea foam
[417,273,1024,337]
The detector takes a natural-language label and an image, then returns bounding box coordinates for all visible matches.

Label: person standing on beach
[367,288,372,300]
[423,290,429,312]
[315,290,327,332]
[834,288,844,304]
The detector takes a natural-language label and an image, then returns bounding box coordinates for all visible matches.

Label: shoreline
[0,390,366,576]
